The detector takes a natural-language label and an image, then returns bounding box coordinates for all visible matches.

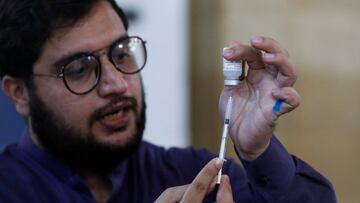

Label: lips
[103,109,126,121]
[97,100,134,130]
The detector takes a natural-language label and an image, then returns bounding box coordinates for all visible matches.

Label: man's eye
[113,52,130,64]
[64,56,97,79]
[65,65,90,80]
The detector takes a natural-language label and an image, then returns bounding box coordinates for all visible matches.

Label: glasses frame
[33,36,147,95]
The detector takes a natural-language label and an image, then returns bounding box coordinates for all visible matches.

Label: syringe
[217,96,233,184]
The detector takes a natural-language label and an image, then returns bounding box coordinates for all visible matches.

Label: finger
[223,41,264,70]
[272,87,301,116]
[208,175,219,194]
[251,37,297,86]
[223,40,297,88]
[251,36,284,54]
[262,52,297,87]
[180,158,224,203]
[154,185,189,203]
[216,175,235,203]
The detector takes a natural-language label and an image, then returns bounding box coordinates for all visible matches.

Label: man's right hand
[155,158,234,203]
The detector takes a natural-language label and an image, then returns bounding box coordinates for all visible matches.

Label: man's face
[29,1,145,169]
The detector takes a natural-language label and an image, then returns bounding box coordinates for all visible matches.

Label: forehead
[34,1,126,71]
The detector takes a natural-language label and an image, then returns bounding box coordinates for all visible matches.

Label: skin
[156,37,300,202]
[155,158,234,203]
[3,1,142,202]
[219,37,300,160]
[1,1,299,202]
[30,1,143,148]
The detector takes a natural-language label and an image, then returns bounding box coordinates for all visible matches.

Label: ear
[2,75,30,117]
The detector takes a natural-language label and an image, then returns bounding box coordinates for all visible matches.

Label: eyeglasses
[33,36,147,95]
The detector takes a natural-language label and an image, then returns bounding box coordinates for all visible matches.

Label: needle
[217,96,233,184]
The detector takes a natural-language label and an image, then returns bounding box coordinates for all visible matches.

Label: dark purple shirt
[0,133,336,202]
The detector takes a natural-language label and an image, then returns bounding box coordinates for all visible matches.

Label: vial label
[223,58,242,86]
[223,58,242,70]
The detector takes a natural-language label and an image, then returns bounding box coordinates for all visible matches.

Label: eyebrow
[52,34,129,68]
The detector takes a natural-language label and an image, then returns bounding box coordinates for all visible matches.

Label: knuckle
[265,36,275,43]
[266,37,280,47]
[285,87,294,100]
[276,53,291,65]
[275,53,286,63]
[289,74,297,82]
[294,93,302,106]
[234,46,246,56]
[297,96,302,106]
[192,181,207,193]
[283,78,295,87]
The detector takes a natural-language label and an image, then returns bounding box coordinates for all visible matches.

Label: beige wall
[190,1,360,202]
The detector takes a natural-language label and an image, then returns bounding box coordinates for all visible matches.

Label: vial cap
[224,79,241,86]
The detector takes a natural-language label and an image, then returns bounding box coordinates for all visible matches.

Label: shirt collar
[19,130,77,182]
[18,130,129,192]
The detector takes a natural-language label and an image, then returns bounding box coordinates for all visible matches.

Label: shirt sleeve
[234,136,337,202]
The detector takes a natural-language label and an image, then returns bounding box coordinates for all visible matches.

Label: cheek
[54,100,89,127]
[36,83,93,129]
[127,77,143,109]
[54,100,95,135]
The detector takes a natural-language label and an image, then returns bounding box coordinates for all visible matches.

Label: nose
[97,56,128,97]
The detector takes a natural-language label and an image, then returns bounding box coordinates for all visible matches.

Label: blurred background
[1,0,360,202]
[190,1,360,202]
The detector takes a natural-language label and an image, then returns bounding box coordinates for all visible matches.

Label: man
[0,0,336,202]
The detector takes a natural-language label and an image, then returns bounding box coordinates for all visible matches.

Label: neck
[80,169,113,203]
[28,124,44,149]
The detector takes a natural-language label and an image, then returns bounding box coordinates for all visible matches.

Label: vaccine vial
[223,58,243,86]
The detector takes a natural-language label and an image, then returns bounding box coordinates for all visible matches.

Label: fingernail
[251,36,263,44]
[263,53,275,60]
[223,47,234,58]
[215,158,224,169]
[273,99,284,113]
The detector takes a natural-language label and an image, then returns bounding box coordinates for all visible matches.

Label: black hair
[0,0,128,80]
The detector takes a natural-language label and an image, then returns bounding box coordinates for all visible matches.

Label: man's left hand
[219,36,301,160]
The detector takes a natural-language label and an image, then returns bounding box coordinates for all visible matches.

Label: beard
[28,87,146,172]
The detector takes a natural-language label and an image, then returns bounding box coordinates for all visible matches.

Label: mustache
[88,96,138,127]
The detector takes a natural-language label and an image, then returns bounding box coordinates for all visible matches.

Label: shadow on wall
[0,89,25,148]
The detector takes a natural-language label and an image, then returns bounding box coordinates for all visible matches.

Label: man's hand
[155,158,234,203]
[219,36,301,160]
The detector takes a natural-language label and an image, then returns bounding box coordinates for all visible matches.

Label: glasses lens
[63,55,100,94]
[111,37,146,74]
